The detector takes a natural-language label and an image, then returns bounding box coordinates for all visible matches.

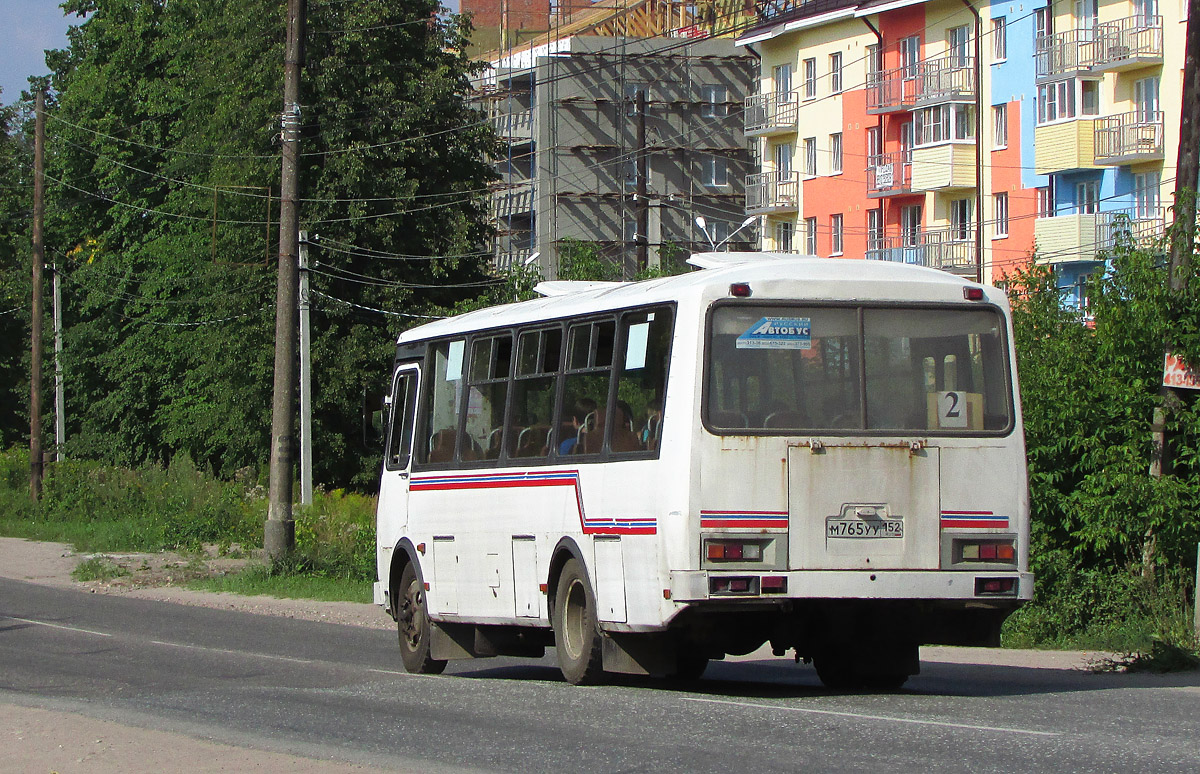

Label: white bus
[374,253,1032,688]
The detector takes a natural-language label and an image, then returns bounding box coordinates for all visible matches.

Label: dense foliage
[1,0,496,489]
[1001,233,1200,649]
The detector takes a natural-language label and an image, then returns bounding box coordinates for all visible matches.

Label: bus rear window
[706,304,1012,434]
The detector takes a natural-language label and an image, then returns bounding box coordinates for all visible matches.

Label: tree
[29,0,496,488]
[0,90,32,448]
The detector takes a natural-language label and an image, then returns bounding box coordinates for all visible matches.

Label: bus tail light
[761,576,787,594]
[710,576,758,595]
[963,287,985,301]
[975,577,1017,596]
[956,539,1017,565]
[706,540,763,562]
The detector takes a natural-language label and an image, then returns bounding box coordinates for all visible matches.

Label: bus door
[379,364,421,552]
[786,442,941,570]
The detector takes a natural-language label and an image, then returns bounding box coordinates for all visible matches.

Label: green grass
[71,556,130,582]
[188,564,372,603]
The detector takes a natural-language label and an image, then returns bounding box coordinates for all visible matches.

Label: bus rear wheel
[396,563,447,675]
[553,559,605,685]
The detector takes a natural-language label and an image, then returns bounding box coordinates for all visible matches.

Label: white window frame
[992,104,1008,148]
[774,142,793,174]
[993,192,1009,238]
[831,214,844,255]
[805,216,818,254]
[951,198,973,241]
[867,208,883,250]
[804,136,817,176]
[1076,180,1099,215]
[773,63,793,101]
[1134,171,1161,217]
[803,58,817,99]
[830,52,843,93]
[900,36,921,78]
[830,133,843,174]
[948,26,971,67]
[992,17,1007,61]
[705,154,728,187]
[774,220,794,252]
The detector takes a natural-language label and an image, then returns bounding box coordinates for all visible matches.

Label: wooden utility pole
[30,89,45,500]
[266,0,305,561]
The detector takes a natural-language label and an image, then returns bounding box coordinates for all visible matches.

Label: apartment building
[737,0,1184,298]
[476,2,757,277]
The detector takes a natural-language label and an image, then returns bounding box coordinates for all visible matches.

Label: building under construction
[470,0,757,276]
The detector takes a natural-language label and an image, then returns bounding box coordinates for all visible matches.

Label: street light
[696,215,758,251]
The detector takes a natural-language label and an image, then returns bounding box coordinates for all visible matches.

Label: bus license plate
[826,518,903,539]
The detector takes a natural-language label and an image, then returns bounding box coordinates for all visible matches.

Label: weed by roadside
[189,562,371,603]
[71,556,130,582]
[1089,637,1200,673]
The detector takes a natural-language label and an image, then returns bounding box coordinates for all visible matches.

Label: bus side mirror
[362,386,387,450]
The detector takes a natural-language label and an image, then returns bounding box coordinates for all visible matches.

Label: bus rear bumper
[669,570,1034,603]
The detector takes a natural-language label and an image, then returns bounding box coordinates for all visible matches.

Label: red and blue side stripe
[940,511,1009,530]
[409,469,656,535]
[700,510,789,530]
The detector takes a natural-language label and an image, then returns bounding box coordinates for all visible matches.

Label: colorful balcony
[866,151,915,197]
[1036,17,1163,79]
[867,57,975,114]
[1091,16,1164,72]
[865,228,978,276]
[1094,111,1164,165]
[1036,208,1167,263]
[746,170,800,215]
[745,92,800,137]
[1034,120,1098,174]
[910,144,977,191]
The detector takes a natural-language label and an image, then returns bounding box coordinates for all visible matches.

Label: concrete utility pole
[30,89,45,500]
[266,0,305,561]
[633,89,649,278]
[298,231,312,507]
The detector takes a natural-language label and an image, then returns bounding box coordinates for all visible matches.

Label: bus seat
[428,429,457,463]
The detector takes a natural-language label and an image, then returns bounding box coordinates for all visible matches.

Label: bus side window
[559,319,615,456]
[614,307,673,454]
[509,327,560,459]
[418,340,466,465]
[385,370,418,470]
[466,334,512,461]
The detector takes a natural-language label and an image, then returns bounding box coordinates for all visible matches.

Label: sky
[0,1,76,105]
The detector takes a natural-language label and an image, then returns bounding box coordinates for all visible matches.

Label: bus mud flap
[429,621,476,661]
[602,633,674,676]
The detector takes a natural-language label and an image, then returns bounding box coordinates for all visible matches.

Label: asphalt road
[3,577,1199,774]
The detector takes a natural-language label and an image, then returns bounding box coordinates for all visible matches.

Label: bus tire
[553,558,605,685]
[396,562,447,675]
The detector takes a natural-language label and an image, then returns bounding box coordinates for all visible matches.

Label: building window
[831,214,844,255]
[712,220,730,245]
[774,220,794,252]
[701,84,728,118]
[1076,180,1099,214]
[1037,179,1057,218]
[774,141,793,173]
[773,64,792,101]
[915,105,974,145]
[804,136,817,176]
[805,217,818,254]
[900,36,920,77]
[866,125,881,159]
[1134,171,1161,217]
[992,17,1007,61]
[994,192,1009,237]
[866,44,881,78]
[830,52,843,93]
[1134,76,1161,121]
[901,204,922,245]
[1037,80,1074,123]
[948,26,970,67]
[992,104,1008,148]
[1034,8,1052,41]
[1081,80,1100,116]
[867,208,883,250]
[705,154,728,187]
[951,199,973,240]
[803,58,817,99]
[830,133,843,174]
[1075,0,1097,30]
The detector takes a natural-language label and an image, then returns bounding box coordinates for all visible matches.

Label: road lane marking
[148,640,313,664]
[3,615,112,638]
[683,696,1059,737]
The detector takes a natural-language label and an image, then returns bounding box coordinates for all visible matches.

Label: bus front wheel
[553,559,605,685]
[396,563,447,675]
